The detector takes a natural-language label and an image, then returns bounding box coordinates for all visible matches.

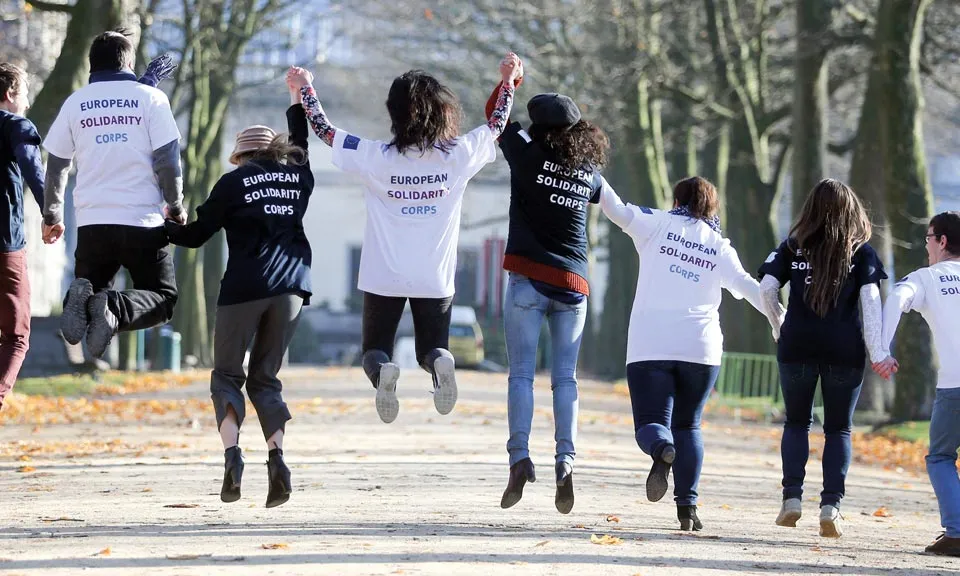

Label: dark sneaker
[61,278,93,345]
[646,444,675,502]
[678,504,703,531]
[265,448,292,508]
[220,446,243,503]
[555,462,574,514]
[375,363,400,423]
[432,354,458,415]
[85,292,118,359]
[500,457,536,509]
[925,533,960,557]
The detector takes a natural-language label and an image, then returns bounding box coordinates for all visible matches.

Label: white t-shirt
[331,126,496,298]
[614,206,761,366]
[43,79,181,228]
[889,261,960,388]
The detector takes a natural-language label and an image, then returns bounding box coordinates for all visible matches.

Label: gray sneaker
[85,292,118,359]
[375,363,400,424]
[61,278,93,345]
[776,498,802,527]
[819,504,843,538]
[432,354,458,415]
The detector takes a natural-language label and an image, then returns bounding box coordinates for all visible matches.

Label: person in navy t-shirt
[758,178,887,538]
[165,71,314,509]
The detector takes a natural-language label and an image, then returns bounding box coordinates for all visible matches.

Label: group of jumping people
[0,28,958,558]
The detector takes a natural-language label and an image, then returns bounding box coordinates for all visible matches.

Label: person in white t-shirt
[41,30,184,360]
[875,211,960,557]
[287,54,519,424]
[600,176,777,532]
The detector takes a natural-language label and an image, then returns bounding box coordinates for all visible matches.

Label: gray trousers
[211,294,303,441]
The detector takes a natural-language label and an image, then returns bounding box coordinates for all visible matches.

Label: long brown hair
[236,134,307,166]
[386,70,462,155]
[789,178,872,317]
[673,177,719,220]
[528,120,609,171]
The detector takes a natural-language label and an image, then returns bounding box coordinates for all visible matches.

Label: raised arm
[288,67,338,147]
[598,177,634,229]
[487,53,521,139]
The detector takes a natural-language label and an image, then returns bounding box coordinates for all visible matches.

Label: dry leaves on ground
[873,507,893,518]
[262,543,289,550]
[605,515,620,523]
[590,534,623,545]
[534,541,550,548]
[94,548,111,557]
[16,466,35,473]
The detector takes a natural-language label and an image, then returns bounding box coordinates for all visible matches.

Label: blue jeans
[627,360,720,506]
[504,274,587,467]
[928,387,960,538]
[779,363,863,507]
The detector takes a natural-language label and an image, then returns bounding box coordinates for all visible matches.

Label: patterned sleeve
[486,82,515,139]
[300,86,338,147]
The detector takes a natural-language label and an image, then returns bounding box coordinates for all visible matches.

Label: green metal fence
[715,352,824,422]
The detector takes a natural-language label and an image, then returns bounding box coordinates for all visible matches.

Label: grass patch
[875,421,930,445]
[16,372,142,397]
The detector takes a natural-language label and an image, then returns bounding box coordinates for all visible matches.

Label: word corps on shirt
[535,161,593,210]
[386,173,450,217]
[79,98,141,144]
[658,231,718,283]
[242,172,302,215]
[939,273,960,296]
[791,250,855,285]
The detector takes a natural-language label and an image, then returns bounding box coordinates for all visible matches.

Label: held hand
[164,205,187,225]
[287,66,314,91]
[42,222,65,244]
[141,54,177,87]
[871,356,900,380]
[500,52,521,84]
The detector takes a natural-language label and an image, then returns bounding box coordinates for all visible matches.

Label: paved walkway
[0,368,955,575]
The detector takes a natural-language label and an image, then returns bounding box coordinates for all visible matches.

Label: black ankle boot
[500,458,536,509]
[646,444,675,502]
[678,505,703,531]
[265,448,292,508]
[221,446,243,503]
[555,462,574,514]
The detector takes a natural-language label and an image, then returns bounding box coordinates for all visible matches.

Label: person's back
[44,70,179,227]
[896,260,960,383]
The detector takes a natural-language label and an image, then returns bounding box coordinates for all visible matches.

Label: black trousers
[360,291,453,387]
[74,225,178,332]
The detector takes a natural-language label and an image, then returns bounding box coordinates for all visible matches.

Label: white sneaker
[432,354,458,415]
[819,504,843,538]
[375,363,400,424]
[776,498,802,527]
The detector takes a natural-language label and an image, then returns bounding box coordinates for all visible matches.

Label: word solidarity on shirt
[658,231,718,281]
[790,252,856,285]
[242,172,302,216]
[79,99,143,134]
[941,274,960,295]
[385,173,451,217]
[535,161,594,210]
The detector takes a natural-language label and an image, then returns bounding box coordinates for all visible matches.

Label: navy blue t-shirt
[758,240,887,368]
[165,105,314,306]
[0,111,44,252]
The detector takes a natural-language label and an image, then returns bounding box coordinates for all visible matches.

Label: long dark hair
[528,120,609,171]
[789,178,872,318]
[385,70,462,155]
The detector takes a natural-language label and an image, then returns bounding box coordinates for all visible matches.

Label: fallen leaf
[590,534,623,545]
[811,546,823,552]
[261,543,289,550]
[166,553,212,560]
[17,466,36,473]
[873,506,893,518]
[164,503,200,509]
[141,488,153,493]
[720,504,732,510]
[605,515,621,523]
[94,548,111,556]
[534,540,550,547]
[572,524,587,529]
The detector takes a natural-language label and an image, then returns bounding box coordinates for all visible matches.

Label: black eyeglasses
[924,233,938,242]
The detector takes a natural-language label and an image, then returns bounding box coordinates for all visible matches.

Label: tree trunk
[876,0,936,421]
[790,0,829,217]
[28,0,129,135]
